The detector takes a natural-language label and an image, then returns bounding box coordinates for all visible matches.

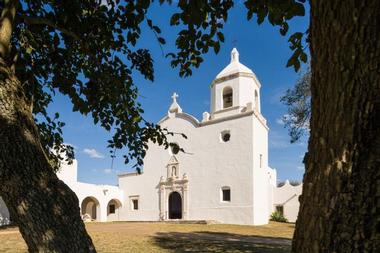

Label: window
[222,87,233,108]
[220,130,231,143]
[130,196,139,210]
[109,204,115,214]
[221,187,231,202]
[132,199,139,210]
[276,205,284,215]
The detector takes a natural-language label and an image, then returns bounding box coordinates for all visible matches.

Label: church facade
[119,48,276,225]
[0,48,302,226]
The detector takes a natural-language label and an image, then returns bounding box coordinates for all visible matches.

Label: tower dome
[215,48,254,79]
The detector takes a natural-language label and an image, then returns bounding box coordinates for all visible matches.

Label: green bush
[270,212,288,223]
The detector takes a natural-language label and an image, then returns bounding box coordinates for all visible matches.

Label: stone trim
[212,105,240,114]
[211,72,261,88]
[157,109,268,130]
[159,177,189,221]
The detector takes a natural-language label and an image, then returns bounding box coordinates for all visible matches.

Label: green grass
[0,222,294,252]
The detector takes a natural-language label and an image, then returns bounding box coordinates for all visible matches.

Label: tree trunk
[293,1,380,252]
[0,60,96,252]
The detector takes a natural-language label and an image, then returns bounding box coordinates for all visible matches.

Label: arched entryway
[81,196,100,221]
[168,192,182,219]
[107,199,122,221]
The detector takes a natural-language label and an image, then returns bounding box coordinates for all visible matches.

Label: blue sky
[49,2,310,185]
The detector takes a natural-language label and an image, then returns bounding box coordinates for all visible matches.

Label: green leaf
[213,42,220,54]
[300,52,308,63]
[217,32,225,42]
[158,37,166,44]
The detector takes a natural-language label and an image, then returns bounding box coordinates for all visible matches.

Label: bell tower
[210,48,262,120]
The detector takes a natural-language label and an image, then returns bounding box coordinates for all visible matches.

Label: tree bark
[293,1,380,252]
[0,60,96,252]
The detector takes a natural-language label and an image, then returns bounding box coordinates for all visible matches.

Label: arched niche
[107,199,122,221]
[81,196,100,221]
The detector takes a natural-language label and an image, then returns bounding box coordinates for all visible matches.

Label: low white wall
[67,181,124,222]
[273,180,302,222]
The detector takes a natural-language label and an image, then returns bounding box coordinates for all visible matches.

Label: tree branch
[0,0,19,58]
[20,15,80,40]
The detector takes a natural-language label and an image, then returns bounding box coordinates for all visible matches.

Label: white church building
[0,48,302,226]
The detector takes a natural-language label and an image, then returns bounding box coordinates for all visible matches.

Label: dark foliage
[4,0,307,172]
[280,68,311,143]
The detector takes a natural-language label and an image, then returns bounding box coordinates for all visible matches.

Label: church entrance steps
[109,220,221,224]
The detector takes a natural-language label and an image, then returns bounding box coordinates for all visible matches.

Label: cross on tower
[172,92,178,102]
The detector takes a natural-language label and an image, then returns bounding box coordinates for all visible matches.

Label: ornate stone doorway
[159,156,189,220]
[168,192,182,219]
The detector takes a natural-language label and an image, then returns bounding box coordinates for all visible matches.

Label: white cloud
[83,148,104,159]
[276,117,285,125]
[103,168,112,174]
[269,131,290,148]
[102,168,120,175]
[296,166,305,171]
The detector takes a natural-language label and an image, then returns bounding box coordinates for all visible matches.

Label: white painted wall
[273,181,302,222]
[57,160,124,222]
[252,112,270,225]
[56,159,78,183]
[119,112,259,224]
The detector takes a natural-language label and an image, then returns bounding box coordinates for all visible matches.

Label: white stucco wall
[267,167,277,214]
[251,112,271,225]
[118,108,272,225]
[118,48,275,225]
[56,159,78,183]
[273,180,302,222]
[0,197,10,226]
[57,160,124,222]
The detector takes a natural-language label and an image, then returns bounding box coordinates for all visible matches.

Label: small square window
[132,199,139,210]
[222,189,231,202]
[109,204,115,214]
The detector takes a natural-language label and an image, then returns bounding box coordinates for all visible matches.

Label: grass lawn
[0,221,294,252]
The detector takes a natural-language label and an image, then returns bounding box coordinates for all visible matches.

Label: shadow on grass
[0,224,17,231]
[154,231,291,253]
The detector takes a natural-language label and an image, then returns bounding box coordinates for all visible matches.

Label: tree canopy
[281,67,311,143]
[1,0,307,171]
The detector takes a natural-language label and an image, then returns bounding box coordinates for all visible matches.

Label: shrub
[270,212,288,223]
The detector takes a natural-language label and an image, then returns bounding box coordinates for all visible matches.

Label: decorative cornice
[212,106,240,114]
[211,72,260,87]
[158,108,268,130]
[159,178,189,186]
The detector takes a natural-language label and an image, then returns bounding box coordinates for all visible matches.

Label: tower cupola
[210,48,262,119]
